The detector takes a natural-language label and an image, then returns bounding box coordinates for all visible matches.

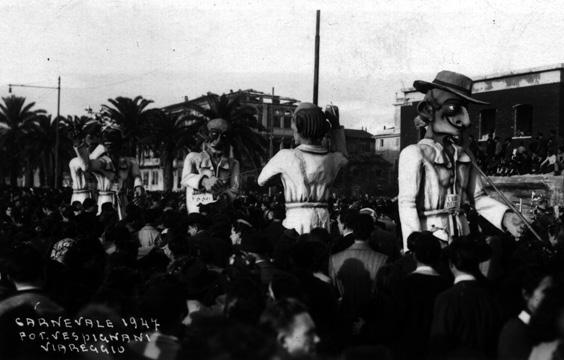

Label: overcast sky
[1,0,564,133]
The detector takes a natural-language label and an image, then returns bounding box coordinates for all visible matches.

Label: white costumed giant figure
[69,119,105,204]
[74,124,144,219]
[181,118,240,214]
[398,70,524,251]
[258,103,348,234]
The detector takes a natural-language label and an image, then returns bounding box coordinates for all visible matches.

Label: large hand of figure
[325,105,341,128]
[502,211,525,239]
[201,176,224,193]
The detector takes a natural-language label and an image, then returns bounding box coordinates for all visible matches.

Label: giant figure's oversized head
[291,102,330,145]
[204,118,231,155]
[414,71,488,140]
[101,124,123,156]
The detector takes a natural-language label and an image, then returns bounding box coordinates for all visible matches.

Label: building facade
[374,126,400,164]
[398,64,564,150]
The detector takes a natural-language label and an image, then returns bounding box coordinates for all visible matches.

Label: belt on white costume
[422,207,462,216]
[285,202,328,209]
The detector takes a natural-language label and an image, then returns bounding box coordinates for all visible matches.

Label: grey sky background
[1,0,564,133]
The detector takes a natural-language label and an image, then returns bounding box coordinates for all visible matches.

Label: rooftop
[162,89,300,111]
[345,128,374,138]
[401,63,564,93]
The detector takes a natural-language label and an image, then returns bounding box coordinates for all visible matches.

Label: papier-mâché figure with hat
[398,71,524,251]
[258,103,348,234]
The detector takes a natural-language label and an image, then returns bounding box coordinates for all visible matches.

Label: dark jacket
[430,280,500,360]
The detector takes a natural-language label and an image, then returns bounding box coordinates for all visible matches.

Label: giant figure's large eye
[443,104,465,117]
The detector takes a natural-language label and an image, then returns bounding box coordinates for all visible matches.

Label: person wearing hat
[69,118,105,204]
[257,103,348,235]
[75,123,144,219]
[398,70,524,251]
[181,118,240,214]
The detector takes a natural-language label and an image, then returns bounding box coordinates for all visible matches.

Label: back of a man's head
[447,238,481,274]
[143,207,162,226]
[338,208,358,231]
[352,214,374,241]
[411,231,442,265]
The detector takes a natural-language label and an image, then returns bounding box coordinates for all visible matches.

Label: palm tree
[190,93,268,172]
[141,110,206,191]
[0,96,46,186]
[101,96,160,157]
[33,114,87,187]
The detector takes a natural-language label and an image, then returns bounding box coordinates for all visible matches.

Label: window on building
[142,172,149,187]
[478,108,496,140]
[283,114,292,129]
[151,170,159,185]
[380,139,384,148]
[273,110,282,128]
[514,104,533,137]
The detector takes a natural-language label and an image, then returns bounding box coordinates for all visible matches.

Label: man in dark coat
[397,231,450,360]
[429,238,499,360]
[330,208,357,254]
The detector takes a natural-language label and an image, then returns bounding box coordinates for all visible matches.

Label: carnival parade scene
[3,1,564,359]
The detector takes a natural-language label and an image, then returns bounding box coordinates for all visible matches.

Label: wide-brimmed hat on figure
[413,70,489,105]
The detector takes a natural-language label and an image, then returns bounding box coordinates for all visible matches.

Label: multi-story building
[398,64,564,150]
[374,125,400,164]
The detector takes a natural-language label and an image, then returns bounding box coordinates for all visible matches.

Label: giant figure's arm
[467,164,509,231]
[180,153,204,190]
[398,145,424,251]
[224,159,240,200]
[257,150,285,186]
[330,126,349,159]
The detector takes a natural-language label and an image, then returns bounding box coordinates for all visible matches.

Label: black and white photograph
[1,0,564,359]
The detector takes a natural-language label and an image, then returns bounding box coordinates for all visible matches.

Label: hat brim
[413,80,489,105]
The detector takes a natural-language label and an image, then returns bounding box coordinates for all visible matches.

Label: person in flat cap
[74,123,144,219]
[398,71,523,251]
[258,103,348,234]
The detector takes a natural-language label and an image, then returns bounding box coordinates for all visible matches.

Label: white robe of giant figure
[69,120,103,204]
[181,118,240,214]
[258,103,348,234]
[398,71,524,251]
[76,127,144,219]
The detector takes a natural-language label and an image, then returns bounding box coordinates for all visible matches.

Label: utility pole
[55,77,61,189]
[9,77,62,188]
[313,10,320,105]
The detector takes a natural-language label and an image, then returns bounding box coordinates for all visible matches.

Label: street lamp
[8,77,61,188]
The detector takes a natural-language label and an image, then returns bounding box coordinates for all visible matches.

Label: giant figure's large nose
[451,107,471,128]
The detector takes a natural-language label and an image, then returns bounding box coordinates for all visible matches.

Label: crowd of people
[470,131,564,176]
[1,186,564,359]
